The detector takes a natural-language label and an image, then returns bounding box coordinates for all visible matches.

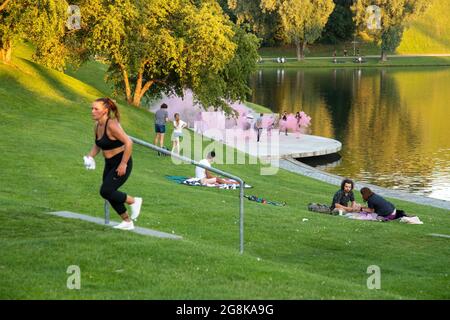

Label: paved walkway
[279,157,450,211]
[48,211,182,239]
[202,129,342,160]
[261,54,450,61]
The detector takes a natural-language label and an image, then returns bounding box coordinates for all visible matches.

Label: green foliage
[321,0,355,44]
[0,0,69,69]
[276,0,335,60]
[352,0,430,60]
[194,26,260,112]
[225,0,284,46]
[69,0,257,110]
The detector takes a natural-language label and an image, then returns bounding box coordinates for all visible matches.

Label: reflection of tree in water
[248,67,450,197]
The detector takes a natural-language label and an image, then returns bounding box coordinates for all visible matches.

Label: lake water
[249,67,450,201]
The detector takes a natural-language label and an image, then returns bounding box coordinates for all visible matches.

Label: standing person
[154,103,169,155]
[255,113,263,142]
[281,111,288,136]
[295,111,302,127]
[85,98,143,231]
[360,187,397,220]
[171,113,187,154]
[295,111,302,139]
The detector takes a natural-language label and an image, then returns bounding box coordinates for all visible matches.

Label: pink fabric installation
[150,90,312,136]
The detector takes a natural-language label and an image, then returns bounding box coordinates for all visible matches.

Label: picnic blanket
[166,176,252,189]
[307,203,421,223]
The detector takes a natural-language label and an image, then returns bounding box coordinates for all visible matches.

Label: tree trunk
[0,39,12,63]
[0,0,12,12]
[381,50,388,62]
[296,38,306,61]
[121,67,132,104]
[132,71,143,107]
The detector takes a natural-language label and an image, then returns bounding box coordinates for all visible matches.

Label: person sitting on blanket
[331,179,362,214]
[360,187,397,220]
[195,151,239,186]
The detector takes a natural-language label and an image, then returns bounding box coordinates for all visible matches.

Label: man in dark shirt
[331,179,361,214]
[360,187,396,218]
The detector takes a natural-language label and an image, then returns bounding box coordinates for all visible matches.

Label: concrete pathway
[202,129,342,160]
[261,54,450,61]
[48,211,182,239]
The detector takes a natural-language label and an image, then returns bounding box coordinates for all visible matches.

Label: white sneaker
[130,197,143,221]
[113,220,135,230]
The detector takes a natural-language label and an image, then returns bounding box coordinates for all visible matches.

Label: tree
[0,0,68,68]
[275,0,335,60]
[225,0,284,46]
[71,0,258,109]
[352,0,429,61]
[321,0,355,44]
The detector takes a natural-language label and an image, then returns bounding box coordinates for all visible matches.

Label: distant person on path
[331,179,361,214]
[84,98,143,231]
[171,113,187,154]
[360,187,397,220]
[280,111,288,136]
[295,111,302,138]
[255,113,263,142]
[154,103,169,155]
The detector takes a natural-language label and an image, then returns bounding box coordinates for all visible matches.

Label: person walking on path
[84,98,143,230]
[255,113,263,142]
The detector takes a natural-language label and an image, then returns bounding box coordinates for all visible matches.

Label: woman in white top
[171,113,187,154]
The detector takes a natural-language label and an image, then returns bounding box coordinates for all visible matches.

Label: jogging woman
[85,98,142,230]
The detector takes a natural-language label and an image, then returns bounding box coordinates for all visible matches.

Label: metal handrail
[104,135,246,254]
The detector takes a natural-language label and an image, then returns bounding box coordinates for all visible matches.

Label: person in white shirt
[195,151,239,185]
[171,113,187,154]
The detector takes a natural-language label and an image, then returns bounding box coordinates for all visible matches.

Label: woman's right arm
[88,123,100,157]
[87,144,101,158]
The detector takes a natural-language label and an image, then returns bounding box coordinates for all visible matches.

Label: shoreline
[279,157,450,211]
[256,56,450,68]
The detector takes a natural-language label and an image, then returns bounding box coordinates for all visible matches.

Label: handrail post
[125,136,246,254]
[239,181,244,254]
[104,200,110,225]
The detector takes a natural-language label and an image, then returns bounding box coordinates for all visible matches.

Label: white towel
[399,216,423,224]
[83,156,96,170]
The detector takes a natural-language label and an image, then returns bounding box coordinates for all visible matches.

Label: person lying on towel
[195,151,239,186]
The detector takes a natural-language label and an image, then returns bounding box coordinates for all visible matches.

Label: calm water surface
[249,67,450,201]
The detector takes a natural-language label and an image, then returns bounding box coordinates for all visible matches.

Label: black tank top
[95,119,124,150]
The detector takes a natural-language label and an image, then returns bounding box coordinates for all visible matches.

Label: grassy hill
[259,0,450,58]
[398,0,450,54]
[0,43,449,299]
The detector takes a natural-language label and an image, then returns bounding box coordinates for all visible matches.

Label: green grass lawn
[244,101,273,114]
[259,41,381,59]
[0,43,449,299]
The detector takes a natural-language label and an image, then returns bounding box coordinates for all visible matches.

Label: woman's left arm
[110,121,133,176]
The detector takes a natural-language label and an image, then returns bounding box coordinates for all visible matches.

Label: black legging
[99,152,132,215]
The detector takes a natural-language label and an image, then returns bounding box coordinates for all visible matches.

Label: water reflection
[250,67,450,201]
